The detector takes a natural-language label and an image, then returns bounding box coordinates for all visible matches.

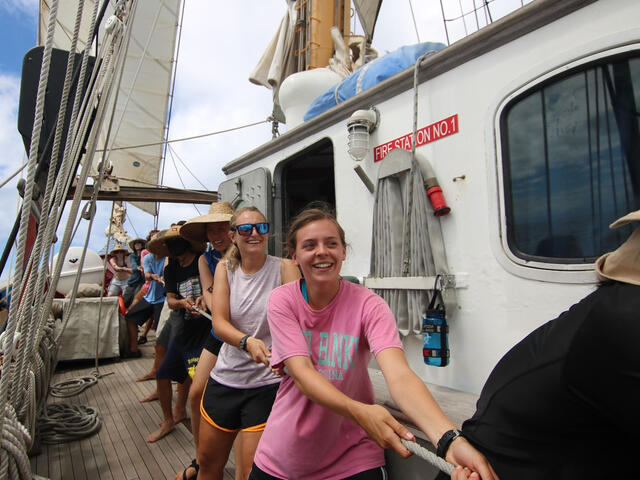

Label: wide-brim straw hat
[109,244,129,256]
[128,237,146,251]
[147,225,206,258]
[180,201,234,243]
[595,209,640,286]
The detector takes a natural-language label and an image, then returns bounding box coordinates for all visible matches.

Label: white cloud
[1,0,38,16]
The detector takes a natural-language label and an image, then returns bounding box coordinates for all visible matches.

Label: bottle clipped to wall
[422,276,450,367]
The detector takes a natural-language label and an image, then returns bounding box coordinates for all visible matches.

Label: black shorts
[203,331,223,356]
[156,339,203,383]
[248,464,388,480]
[156,310,184,349]
[125,298,163,328]
[200,378,279,432]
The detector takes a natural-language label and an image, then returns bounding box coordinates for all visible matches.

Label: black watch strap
[436,429,462,458]
[239,334,250,351]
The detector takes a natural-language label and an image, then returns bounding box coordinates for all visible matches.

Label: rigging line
[168,143,209,190]
[160,0,187,214]
[407,0,421,43]
[97,119,270,152]
[125,210,140,238]
[0,163,28,190]
[484,0,493,23]
[168,146,188,191]
[166,148,203,216]
[457,0,469,36]
[472,0,481,32]
[442,0,496,22]
[166,147,202,216]
[438,0,451,45]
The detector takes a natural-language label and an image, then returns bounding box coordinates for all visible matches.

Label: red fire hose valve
[426,185,451,216]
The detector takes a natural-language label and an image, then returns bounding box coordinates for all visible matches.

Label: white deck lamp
[347,107,379,161]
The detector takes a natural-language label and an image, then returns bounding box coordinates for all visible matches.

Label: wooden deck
[29,339,236,480]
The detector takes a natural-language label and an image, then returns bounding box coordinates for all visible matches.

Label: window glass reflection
[503,54,640,262]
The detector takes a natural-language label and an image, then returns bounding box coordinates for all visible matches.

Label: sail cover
[39,0,182,215]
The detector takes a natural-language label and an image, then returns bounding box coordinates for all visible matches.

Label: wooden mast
[296,0,351,70]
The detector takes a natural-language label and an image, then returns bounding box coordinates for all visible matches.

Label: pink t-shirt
[254,279,402,480]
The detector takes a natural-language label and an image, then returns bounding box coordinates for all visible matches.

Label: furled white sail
[38,0,182,215]
[249,0,298,120]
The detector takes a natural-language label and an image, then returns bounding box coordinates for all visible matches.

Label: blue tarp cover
[304,42,446,122]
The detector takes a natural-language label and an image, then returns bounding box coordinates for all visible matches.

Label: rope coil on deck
[401,438,455,475]
[49,374,99,398]
[38,404,101,444]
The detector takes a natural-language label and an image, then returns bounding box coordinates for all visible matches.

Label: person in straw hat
[124,233,167,358]
[122,237,146,309]
[448,209,640,479]
[175,201,242,480]
[145,224,211,443]
[107,243,132,296]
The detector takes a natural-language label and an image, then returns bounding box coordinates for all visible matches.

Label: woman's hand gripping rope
[349,402,416,458]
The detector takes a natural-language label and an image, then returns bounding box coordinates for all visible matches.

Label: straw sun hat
[147,225,206,258]
[108,244,129,256]
[595,209,640,286]
[128,237,146,251]
[180,201,234,243]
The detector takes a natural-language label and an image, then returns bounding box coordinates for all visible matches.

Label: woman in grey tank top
[198,207,299,480]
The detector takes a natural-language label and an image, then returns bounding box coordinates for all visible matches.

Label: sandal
[182,458,199,480]
[137,335,147,345]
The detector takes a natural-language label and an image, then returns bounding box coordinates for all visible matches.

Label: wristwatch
[436,429,462,458]
[239,334,250,351]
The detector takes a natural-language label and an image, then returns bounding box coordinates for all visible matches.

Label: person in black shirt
[145,225,208,443]
[450,210,640,479]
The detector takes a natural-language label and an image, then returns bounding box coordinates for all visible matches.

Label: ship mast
[295,0,351,71]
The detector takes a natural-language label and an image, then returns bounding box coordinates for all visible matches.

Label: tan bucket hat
[595,209,640,286]
[147,225,206,258]
[128,237,146,251]
[180,201,234,243]
[108,244,129,256]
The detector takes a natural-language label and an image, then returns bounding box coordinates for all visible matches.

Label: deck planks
[29,338,237,480]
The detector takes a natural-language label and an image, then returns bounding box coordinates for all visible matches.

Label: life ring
[118,295,126,316]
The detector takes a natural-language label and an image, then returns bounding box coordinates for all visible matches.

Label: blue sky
[0,4,36,73]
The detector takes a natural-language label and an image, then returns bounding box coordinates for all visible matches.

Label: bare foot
[173,408,187,424]
[147,420,175,443]
[140,391,159,403]
[136,371,156,382]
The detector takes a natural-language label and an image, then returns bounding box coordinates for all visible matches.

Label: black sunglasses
[234,222,270,236]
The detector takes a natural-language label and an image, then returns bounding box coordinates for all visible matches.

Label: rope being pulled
[401,438,455,475]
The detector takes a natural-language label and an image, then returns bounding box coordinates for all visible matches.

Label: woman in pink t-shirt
[250,208,498,480]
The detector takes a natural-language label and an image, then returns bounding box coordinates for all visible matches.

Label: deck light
[347,107,379,161]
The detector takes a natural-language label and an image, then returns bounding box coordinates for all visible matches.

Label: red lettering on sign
[373,114,459,162]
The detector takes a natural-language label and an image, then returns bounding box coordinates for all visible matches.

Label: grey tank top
[210,255,282,388]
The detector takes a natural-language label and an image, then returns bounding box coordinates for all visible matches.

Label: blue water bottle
[422,280,449,367]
